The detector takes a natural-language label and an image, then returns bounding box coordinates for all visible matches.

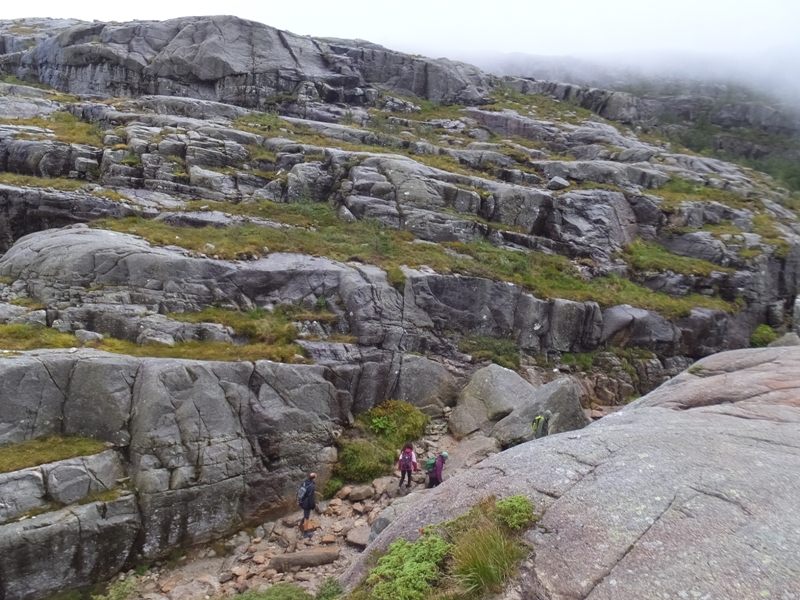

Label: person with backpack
[426,451,448,488]
[297,472,316,535]
[398,442,418,488]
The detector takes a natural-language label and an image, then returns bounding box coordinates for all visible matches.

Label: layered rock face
[0,16,492,107]
[343,347,800,599]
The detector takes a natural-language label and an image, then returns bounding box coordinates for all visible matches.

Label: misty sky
[4,0,799,60]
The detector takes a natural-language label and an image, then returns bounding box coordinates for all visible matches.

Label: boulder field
[342,346,800,599]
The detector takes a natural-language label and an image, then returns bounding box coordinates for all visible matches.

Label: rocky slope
[343,346,800,599]
[0,14,799,599]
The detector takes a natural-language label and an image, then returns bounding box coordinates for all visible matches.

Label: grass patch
[92,214,738,319]
[560,351,596,372]
[0,436,107,474]
[751,214,791,259]
[620,239,733,276]
[0,324,78,350]
[316,577,344,600]
[90,337,305,364]
[484,87,597,125]
[0,111,103,147]
[335,401,429,483]
[1,502,61,525]
[0,173,85,191]
[750,324,778,347]
[654,178,755,212]
[458,335,520,370]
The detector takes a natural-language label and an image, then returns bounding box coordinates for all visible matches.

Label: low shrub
[315,577,343,600]
[494,495,536,531]
[750,324,778,347]
[335,439,396,483]
[91,576,138,600]
[365,535,451,600]
[322,477,344,499]
[356,400,430,449]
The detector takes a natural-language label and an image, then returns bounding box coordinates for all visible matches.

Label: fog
[3,0,799,103]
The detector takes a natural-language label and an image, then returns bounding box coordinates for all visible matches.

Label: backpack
[424,456,436,473]
[296,480,310,505]
[399,449,414,470]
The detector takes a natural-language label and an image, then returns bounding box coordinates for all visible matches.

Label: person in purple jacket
[426,451,448,488]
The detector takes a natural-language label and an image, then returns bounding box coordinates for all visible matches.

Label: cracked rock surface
[341,347,800,599]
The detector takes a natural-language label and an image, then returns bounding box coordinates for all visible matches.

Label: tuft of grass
[458,335,520,370]
[620,239,733,276]
[655,178,755,212]
[450,520,525,595]
[750,324,778,347]
[78,488,122,505]
[560,351,596,372]
[0,436,108,474]
[90,337,305,364]
[235,584,313,600]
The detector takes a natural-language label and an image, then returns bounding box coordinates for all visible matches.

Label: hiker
[426,451,448,488]
[532,411,552,439]
[398,442,418,488]
[297,472,316,535]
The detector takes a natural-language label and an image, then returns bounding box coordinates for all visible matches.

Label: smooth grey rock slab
[342,347,800,599]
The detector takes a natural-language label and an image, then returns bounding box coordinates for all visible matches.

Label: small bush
[356,400,430,449]
[750,324,778,347]
[386,265,406,293]
[316,577,343,600]
[322,477,344,499]
[91,576,138,600]
[237,584,313,600]
[494,495,536,531]
[365,535,451,600]
[335,439,396,482]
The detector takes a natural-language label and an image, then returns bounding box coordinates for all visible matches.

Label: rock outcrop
[342,347,800,599]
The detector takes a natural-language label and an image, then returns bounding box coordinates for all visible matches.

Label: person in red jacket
[398,442,418,488]
[426,452,448,488]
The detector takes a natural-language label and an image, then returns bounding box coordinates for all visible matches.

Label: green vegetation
[484,87,596,125]
[654,178,755,212]
[2,502,60,525]
[750,324,778,347]
[494,495,536,531]
[322,477,344,499]
[91,576,138,600]
[351,495,536,600]
[458,335,520,370]
[620,239,733,276]
[93,213,737,319]
[365,535,451,600]
[559,352,596,372]
[0,435,107,474]
[0,173,85,191]
[334,401,429,483]
[0,111,103,147]
[316,577,344,600]
[236,585,313,600]
[0,324,79,350]
[750,214,792,259]
[335,440,397,482]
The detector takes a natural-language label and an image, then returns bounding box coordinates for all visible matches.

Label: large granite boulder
[342,347,800,599]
